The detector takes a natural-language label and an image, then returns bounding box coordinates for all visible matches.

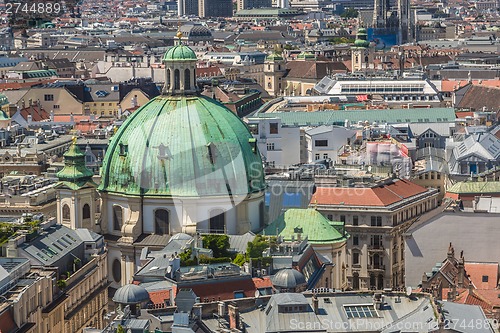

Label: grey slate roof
[18,225,83,266]
[440,302,494,333]
[405,212,500,287]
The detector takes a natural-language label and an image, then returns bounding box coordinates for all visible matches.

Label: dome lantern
[162,33,198,96]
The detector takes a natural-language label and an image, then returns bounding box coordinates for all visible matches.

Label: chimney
[228,303,240,330]
[312,294,319,314]
[447,242,454,260]
[457,251,465,288]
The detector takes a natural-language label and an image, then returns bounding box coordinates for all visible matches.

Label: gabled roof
[285,61,348,80]
[452,133,500,163]
[311,179,428,207]
[456,85,500,111]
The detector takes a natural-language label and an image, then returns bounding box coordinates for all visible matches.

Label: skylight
[95,90,109,97]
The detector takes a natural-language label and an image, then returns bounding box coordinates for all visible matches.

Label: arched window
[174,69,180,90]
[184,68,190,89]
[112,259,121,283]
[154,209,169,235]
[62,204,70,221]
[113,206,123,231]
[209,209,225,233]
[82,204,91,219]
[259,201,265,228]
[166,69,171,89]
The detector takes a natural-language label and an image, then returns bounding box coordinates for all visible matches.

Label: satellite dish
[255,290,260,298]
[406,286,412,296]
[166,266,172,274]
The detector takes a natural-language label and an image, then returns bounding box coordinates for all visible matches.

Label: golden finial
[176,30,183,40]
[313,198,318,210]
[72,136,77,145]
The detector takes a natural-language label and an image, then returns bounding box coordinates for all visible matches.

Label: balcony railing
[368,244,385,251]
[368,264,385,271]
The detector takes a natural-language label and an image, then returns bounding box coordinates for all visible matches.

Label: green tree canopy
[202,234,230,258]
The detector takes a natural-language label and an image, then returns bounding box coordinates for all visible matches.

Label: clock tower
[351,28,373,73]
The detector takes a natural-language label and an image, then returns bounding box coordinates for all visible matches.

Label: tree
[233,253,246,266]
[56,279,67,290]
[202,234,230,258]
[340,8,358,19]
[247,235,271,258]
[116,324,125,333]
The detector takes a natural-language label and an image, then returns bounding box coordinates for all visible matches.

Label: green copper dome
[0,94,8,107]
[354,28,370,48]
[57,142,95,190]
[162,44,197,62]
[0,110,9,121]
[98,95,265,197]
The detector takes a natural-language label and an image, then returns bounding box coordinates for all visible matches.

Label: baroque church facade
[56,38,266,288]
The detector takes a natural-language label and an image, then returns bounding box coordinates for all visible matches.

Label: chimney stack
[312,294,319,314]
[457,250,465,288]
[228,303,240,330]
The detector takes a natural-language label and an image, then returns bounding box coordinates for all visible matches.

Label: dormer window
[206,142,216,164]
[119,143,128,156]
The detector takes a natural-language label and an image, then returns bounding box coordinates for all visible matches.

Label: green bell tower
[55,137,97,231]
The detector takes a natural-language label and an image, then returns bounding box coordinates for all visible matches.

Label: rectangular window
[315,140,328,147]
[323,153,329,160]
[437,173,441,179]
[353,235,359,246]
[340,215,346,223]
[53,105,60,109]
[269,122,278,134]
[353,216,359,226]
[315,153,320,160]
[234,291,245,298]
[44,94,54,101]
[371,216,382,226]
[352,252,360,265]
[248,123,259,135]
[327,214,333,221]
[267,143,275,151]
[482,275,489,282]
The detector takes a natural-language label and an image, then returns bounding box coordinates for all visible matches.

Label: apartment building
[310,177,439,290]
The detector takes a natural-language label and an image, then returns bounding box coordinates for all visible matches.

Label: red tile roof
[465,262,499,290]
[148,290,171,307]
[19,105,50,122]
[311,179,428,207]
[252,276,272,289]
[183,277,257,301]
